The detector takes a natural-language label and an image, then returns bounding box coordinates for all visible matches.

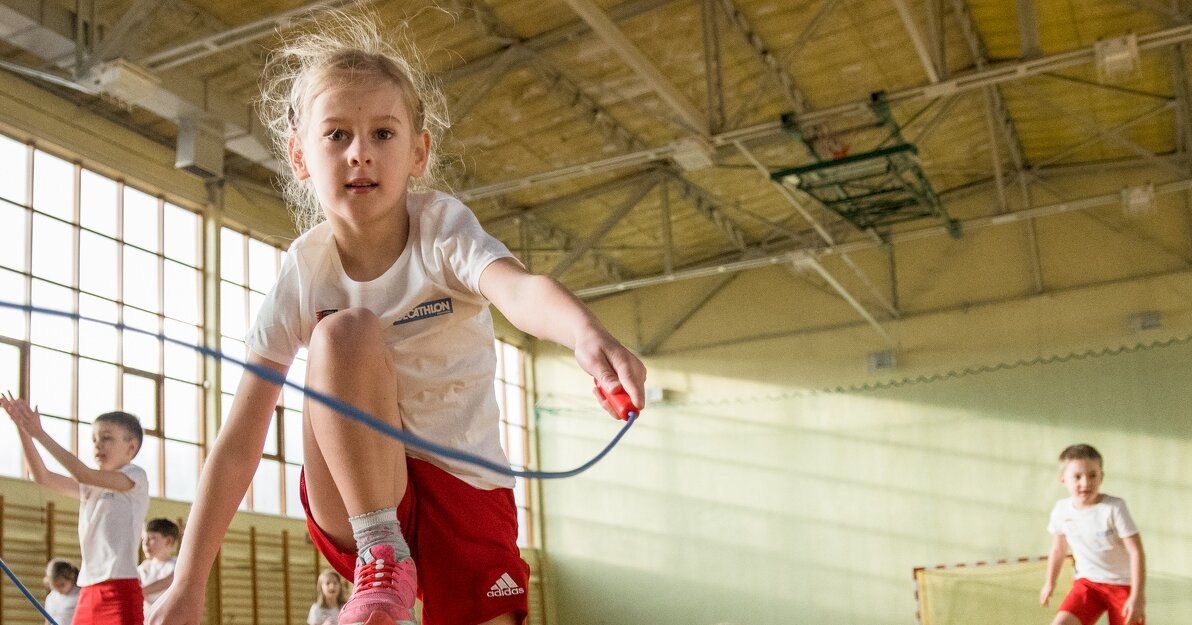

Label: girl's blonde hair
[259,8,449,233]
[315,568,348,608]
[43,558,79,590]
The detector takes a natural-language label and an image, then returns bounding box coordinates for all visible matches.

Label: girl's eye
[326,129,347,140]
[375,129,395,140]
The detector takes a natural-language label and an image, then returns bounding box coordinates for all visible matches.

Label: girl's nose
[348,138,372,166]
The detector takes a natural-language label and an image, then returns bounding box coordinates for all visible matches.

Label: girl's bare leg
[301,308,407,549]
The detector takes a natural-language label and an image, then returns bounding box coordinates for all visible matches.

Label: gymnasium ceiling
[2,0,1192,354]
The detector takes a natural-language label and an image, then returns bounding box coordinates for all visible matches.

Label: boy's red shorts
[73,577,143,625]
[1059,578,1139,625]
[300,457,529,625]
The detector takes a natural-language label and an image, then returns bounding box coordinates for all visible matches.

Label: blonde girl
[150,10,645,625]
[309,569,348,625]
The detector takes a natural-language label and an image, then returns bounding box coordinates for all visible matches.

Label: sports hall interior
[0,0,1190,624]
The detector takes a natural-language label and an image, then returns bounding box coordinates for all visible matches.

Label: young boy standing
[139,518,180,613]
[1040,444,1146,625]
[1,392,150,625]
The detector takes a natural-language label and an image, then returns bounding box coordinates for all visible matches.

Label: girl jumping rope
[148,10,646,625]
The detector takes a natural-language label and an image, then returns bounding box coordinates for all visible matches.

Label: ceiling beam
[1016,83,1185,176]
[525,54,646,153]
[891,0,941,83]
[441,0,673,85]
[663,169,751,251]
[925,0,947,79]
[652,265,1192,356]
[702,0,726,134]
[483,171,657,227]
[446,0,648,156]
[561,0,709,135]
[550,177,657,278]
[802,256,894,344]
[86,0,164,72]
[1171,45,1192,162]
[952,0,1042,290]
[574,177,1192,298]
[447,45,524,122]
[727,0,840,129]
[660,178,674,273]
[1126,0,1190,24]
[524,215,626,282]
[137,1,357,71]
[640,272,739,355]
[1029,101,1177,171]
[907,95,959,145]
[717,0,808,116]
[460,23,1192,201]
[1016,0,1042,57]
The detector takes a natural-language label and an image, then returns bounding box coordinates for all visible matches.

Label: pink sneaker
[339,544,417,625]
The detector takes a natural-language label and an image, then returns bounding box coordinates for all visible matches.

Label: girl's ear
[288,135,310,180]
[409,129,431,179]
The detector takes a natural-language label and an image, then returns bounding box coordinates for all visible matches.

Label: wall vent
[867,349,897,372]
[1129,311,1161,332]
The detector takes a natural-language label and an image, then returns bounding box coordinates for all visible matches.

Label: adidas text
[486,587,526,597]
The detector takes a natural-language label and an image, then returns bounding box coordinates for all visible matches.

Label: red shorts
[1059,578,1138,625]
[300,457,529,625]
[73,578,143,625]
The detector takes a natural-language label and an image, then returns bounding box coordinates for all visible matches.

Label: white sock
[349,507,410,561]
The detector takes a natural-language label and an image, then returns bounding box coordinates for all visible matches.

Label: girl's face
[320,575,341,599]
[51,577,74,594]
[288,80,430,229]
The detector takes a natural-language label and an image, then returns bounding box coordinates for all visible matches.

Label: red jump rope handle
[594,378,639,421]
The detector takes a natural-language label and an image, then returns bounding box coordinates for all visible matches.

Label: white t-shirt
[45,587,79,625]
[1048,494,1140,584]
[308,603,341,625]
[138,556,176,607]
[77,463,149,586]
[247,191,517,489]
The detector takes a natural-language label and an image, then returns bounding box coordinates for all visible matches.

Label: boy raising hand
[2,391,149,625]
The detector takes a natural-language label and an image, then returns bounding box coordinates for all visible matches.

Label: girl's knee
[311,308,383,349]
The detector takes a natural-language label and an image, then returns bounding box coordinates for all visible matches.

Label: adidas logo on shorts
[487,572,525,597]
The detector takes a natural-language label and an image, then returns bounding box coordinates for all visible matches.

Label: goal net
[914,556,1072,625]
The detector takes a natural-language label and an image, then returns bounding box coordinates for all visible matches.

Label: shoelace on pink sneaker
[356,557,401,591]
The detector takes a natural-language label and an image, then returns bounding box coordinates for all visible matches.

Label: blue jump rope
[0,300,640,624]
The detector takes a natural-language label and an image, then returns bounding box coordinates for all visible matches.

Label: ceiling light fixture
[1094,34,1140,83]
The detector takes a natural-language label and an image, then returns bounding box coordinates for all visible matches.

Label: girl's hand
[1039,582,1053,607]
[574,329,646,419]
[1,392,46,439]
[147,585,205,625]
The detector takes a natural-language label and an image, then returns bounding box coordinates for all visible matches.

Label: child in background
[150,9,645,625]
[309,569,348,625]
[1040,444,1146,625]
[1,392,149,625]
[138,518,180,613]
[43,558,80,625]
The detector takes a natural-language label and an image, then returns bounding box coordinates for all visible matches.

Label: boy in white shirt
[138,518,180,614]
[1040,444,1146,625]
[2,392,149,625]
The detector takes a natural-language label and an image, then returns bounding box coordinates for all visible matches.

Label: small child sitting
[43,558,80,625]
[138,518,180,614]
